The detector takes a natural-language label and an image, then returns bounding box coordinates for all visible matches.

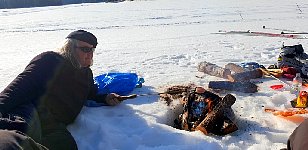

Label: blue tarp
[85,72,144,107]
[94,72,144,95]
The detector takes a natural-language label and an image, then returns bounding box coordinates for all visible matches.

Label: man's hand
[104,93,121,106]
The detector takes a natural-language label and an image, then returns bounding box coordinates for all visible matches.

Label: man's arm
[0,52,61,113]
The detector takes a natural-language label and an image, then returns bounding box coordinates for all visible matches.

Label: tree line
[0,0,124,9]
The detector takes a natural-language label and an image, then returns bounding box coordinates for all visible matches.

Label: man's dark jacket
[0,51,106,130]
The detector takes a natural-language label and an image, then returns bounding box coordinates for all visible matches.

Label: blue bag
[94,72,144,95]
[85,73,144,107]
[240,62,260,70]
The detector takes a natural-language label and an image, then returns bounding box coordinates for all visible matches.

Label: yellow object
[267,69,283,78]
[277,55,282,61]
[259,68,283,78]
[296,91,308,108]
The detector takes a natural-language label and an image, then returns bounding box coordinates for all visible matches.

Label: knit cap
[66,30,98,48]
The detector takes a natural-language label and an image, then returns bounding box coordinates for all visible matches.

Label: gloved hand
[104,93,122,106]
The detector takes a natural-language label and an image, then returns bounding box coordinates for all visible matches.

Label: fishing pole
[262,25,296,33]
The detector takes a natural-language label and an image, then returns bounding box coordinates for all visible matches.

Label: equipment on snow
[262,25,297,33]
[290,91,308,108]
[224,63,245,73]
[94,73,144,96]
[281,66,297,76]
[265,107,308,117]
[301,61,308,78]
[244,31,301,38]
[277,44,308,72]
[263,69,284,78]
[239,62,260,71]
[198,61,263,82]
[259,66,293,90]
[215,30,304,39]
[262,25,308,35]
[290,73,303,95]
[281,32,308,35]
[197,61,231,79]
[208,81,258,93]
[85,73,144,107]
[227,69,263,82]
[264,107,308,124]
[270,84,284,90]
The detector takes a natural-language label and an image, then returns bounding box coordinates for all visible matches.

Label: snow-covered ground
[1,0,308,149]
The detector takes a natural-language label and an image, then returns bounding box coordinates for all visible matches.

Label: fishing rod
[215,30,302,39]
[263,25,308,34]
[262,25,297,32]
[281,31,308,35]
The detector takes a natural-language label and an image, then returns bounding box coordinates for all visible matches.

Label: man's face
[75,40,95,67]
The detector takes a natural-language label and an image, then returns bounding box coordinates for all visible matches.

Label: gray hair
[58,38,93,68]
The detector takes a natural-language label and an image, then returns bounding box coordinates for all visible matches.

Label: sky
[1,0,308,149]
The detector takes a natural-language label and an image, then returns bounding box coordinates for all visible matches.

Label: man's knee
[0,130,47,150]
[0,103,42,143]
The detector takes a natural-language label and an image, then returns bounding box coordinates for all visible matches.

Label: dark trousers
[0,104,78,150]
[0,104,46,150]
[287,119,308,150]
[42,122,78,150]
[0,130,47,150]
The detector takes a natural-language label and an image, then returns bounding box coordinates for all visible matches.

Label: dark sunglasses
[76,47,95,53]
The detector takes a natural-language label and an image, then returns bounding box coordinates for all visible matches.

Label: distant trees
[0,0,124,9]
[0,0,62,9]
[62,0,109,4]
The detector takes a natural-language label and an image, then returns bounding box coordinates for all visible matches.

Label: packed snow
[1,0,308,149]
